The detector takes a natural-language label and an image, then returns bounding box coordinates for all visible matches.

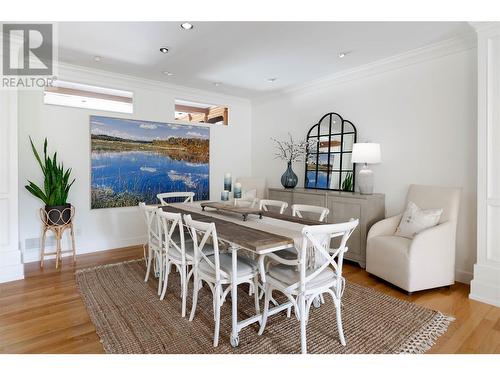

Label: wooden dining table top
[160,204,322,253]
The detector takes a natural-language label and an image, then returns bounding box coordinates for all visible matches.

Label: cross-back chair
[183,214,260,347]
[292,204,329,222]
[139,203,162,294]
[259,199,288,214]
[156,210,194,316]
[157,191,195,205]
[258,219,359,354]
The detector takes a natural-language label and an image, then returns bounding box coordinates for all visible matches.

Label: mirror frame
[304,112,357,192]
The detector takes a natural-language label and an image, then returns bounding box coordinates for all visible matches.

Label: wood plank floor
[0,246,499,354]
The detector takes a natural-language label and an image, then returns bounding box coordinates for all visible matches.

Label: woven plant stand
[39,205,76,269]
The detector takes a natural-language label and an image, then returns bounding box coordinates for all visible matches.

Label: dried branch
[270,133,313,163]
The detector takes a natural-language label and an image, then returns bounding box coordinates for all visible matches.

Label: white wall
[18,64,252,262]
[251,46,477,283]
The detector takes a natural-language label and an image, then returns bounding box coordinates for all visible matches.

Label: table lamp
[351,143,381,195]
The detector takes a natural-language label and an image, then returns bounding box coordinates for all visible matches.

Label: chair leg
[189,274,199,321]
[144,246,153,282]
[160,260,170,300]
[335,299,346,346]
[299,294,307,354]
[253,275,260,315]
[213,286,221,347]
[157,254,163,296]
[181,265,187,317]
[258,285,271,335]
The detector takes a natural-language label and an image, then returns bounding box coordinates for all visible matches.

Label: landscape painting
[90,115,210,209]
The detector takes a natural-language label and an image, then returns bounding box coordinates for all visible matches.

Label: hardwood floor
[0,246,499,354]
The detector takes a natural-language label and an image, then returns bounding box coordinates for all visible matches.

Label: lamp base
[357,164,374,195]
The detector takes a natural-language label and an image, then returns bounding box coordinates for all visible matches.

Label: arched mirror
[305,112,357,191]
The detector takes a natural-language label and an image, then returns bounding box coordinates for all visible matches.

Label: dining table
[161,201,323,347]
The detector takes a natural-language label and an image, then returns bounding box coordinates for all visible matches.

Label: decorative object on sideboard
[271,133,310,189]
[25,137,75,226]
[351,143,381,195]
[221,190,230,201]
[224,172,232,192]
[341,172,353,191]
[233,182,242,199]
[304,112,357,192]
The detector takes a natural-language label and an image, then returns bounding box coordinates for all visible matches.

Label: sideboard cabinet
[268,188,385,268]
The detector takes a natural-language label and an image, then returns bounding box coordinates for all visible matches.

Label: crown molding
[54,62,252,105]
[469,21,500,35]
[252,35,477,104]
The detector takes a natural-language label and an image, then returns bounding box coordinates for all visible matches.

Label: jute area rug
[75,260,453,354]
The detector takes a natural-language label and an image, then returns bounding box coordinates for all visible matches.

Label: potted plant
[271,133,310,189]
[25,137,75,226]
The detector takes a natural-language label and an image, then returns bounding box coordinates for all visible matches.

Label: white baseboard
[0,263,24,283]
[22,235,146,264]
[455,268,473,284]
[469,263,500,307]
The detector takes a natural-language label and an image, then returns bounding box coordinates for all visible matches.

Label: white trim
[455,269,473,284]
[470,22,500,307]
[252,36,476,103]
[0,264,24,283]
[22,235,147,263]
[55,62,251,105]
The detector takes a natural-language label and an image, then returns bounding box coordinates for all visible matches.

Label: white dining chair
[258,219,359,354]
[157,192,195,205]
[183,214,261,347]
[139,203,162,294]
[157,209,214,317]
[292,204,329,222]
[259,199,288,214]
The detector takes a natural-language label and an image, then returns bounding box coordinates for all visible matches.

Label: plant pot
[45,204,72,226]
[281,161,298,189]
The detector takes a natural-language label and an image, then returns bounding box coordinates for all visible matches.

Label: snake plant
[342,172,353,191]
[25,137,75,206]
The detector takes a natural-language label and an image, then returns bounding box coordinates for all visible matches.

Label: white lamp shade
[351,143,381,164]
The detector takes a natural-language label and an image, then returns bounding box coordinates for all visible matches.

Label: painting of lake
[90,115,210,209]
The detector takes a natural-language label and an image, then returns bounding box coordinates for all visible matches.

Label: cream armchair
[366,184,461,294]
[234,177,267,207]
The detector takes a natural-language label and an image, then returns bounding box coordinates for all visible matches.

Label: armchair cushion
[395,201,443,239]
[366,235,412,290]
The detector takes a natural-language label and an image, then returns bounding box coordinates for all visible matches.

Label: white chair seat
[168,243,214,261]
[267,263,336,290]
[199,253,258,278]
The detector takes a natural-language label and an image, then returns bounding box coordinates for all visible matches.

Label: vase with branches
[271,133,311,189]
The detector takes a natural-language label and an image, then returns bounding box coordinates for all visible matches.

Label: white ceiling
[57,22,474,98]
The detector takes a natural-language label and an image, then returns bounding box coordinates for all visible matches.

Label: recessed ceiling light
[159,47,169,54]
[162,71,174,76]
[338,52,348,58]
[267,77,277,83]
[180,23,194,30]
[93,56,102,62]
[213,82,222,87]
